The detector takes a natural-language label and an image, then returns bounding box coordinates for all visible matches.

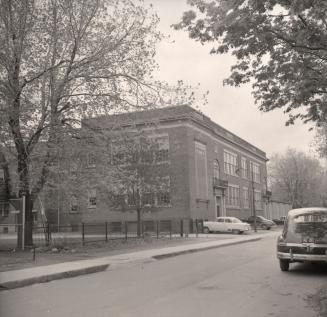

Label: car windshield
[288,211,327,242]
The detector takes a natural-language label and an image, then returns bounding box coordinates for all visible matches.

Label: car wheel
[203,227,210,234]
[238,231,244,235]
[231,229,240,234]
[279,259,290,272]
[261,224,267,230]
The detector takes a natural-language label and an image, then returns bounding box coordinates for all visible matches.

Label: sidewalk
[0,231,279,290]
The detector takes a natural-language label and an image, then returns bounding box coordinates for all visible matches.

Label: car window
[288,211,327,242]
[232,218,242,223]
[225,219,231,223]
[217,219,224,223]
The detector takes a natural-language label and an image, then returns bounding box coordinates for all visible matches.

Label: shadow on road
[288,262,327,276]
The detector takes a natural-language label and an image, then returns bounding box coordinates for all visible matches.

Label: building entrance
[216,196,222,218]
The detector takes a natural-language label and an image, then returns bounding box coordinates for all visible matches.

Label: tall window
[88,189,97,209]
[87,153,96,168]
[254,190,262,210]
[70,195,78,213]
[227,185,240,207]
[243,187,249,209]
[250,161,261,183]
[241,157,248,178]
[155,136,169,162]
[224,150,238,176]
[156,176,171,207]
[142,192,155,206]
[195,141,208,198]
[0,169,4,182]
[213,160,220,180]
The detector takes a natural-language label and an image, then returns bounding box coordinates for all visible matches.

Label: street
[0,233,326,317]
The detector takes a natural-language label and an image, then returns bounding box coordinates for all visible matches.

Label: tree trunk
[16,155,34,249]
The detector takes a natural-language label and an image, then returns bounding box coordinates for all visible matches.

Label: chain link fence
[0,219,205,250]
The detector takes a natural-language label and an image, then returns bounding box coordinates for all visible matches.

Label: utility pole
[251,162,257,232]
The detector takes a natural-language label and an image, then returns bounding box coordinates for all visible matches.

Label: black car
[277,207,327,272]
[246,216,275,230]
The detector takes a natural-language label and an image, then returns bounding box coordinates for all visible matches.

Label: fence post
[156,221,159,239]
[169,220,172,239]
[82,222,85,246]
[180,219,183,237]
[125,222,128,241]
[105,222,108,242]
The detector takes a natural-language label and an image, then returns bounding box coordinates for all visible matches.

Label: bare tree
[92,128,171,237]
[268,148,325,208]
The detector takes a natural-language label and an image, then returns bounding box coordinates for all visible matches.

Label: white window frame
[242,187,249,209]
[224,150,238,177]
[250,161,260,183]
[241,157,248,179]
[154,135,169,163]
[87,153,96,168]
[254,190,262,210]
[226,184,240,208]
[70,195,78,213]
[88,189,97,209]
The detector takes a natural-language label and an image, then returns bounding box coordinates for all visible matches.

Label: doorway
[216,196,222,218]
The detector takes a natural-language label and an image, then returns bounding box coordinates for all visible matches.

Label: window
[224,150,238,176]
[157,191,171,206]
[142,192,155,206]
[226,185,240,207]
[70,195,78,213]
[155,136,169,162]
[0,169,4,182]
[87,153,96,168]
[241,157,248,178]
[88,189,97,208]
[213,160,220,180]
[243,187,249,209]
[254,190,262,210]
[195,141,208,198]
[250,162,260,183]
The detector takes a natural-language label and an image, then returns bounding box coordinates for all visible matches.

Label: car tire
[231,229,240,234]
[279,259,290,272]
[203,227,210,234]
[239,231,244,235]
[261,224,267,230]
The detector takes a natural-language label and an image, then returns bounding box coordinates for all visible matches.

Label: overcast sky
[146,0,318,160]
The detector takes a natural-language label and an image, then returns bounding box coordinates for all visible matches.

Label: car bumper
[277,251,327,262]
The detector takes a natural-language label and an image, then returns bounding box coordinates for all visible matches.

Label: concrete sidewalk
[0,231,279,290]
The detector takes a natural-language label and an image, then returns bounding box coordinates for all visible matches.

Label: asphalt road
[1,233,326,317]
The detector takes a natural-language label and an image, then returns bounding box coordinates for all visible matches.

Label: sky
[146,0,318,160]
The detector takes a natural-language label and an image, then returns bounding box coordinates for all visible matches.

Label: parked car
[277,207,327,272]
[245,215,275,230]
[203,217,251,234]
[273,216,286,225]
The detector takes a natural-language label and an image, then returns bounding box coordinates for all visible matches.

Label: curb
[153,237,261,259]
[0,264,109,291]
[0,234,270,291]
